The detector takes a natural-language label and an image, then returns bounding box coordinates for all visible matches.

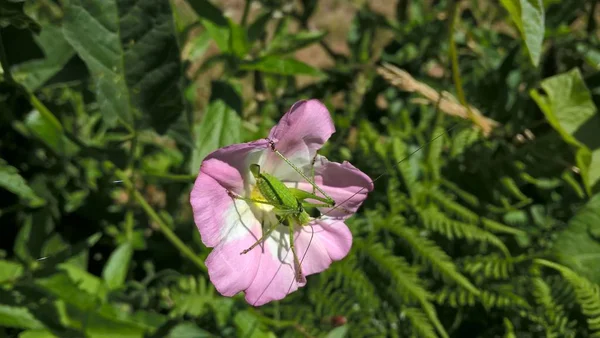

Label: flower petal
[199,139,269,194]
[291,156,374,218]
[244,226,304,306]
[263,100,335,180]
[244,218,352,306]
[190,140,269,247]
[205,220,262,297]
[294,218,353,276]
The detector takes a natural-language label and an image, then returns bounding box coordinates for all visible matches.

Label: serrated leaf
[0,305,44,330]
[102,242,133,290]
[554,192,600,284]
[500,0,545,66]
[189,99,242,174]
[531,68,600,193]
[0,159,45,207]
[62,0,184,133]
[12,24,75,91]
[239,56,325,77]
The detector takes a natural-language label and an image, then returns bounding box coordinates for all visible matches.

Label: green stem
[29,94,64,132]
[241,0,252,26]
[114,169,207,272]
[448,0,474,121]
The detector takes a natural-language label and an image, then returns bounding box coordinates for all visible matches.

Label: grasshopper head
[249,164,261,179]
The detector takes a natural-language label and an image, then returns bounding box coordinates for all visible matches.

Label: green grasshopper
[227,140,347,283]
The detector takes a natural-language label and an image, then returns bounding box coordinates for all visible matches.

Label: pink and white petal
[244,226,305,306]
[296,218,353,276]
[199,139,269,194]
[291,156,374,218]
[263,100,335,180]
[190,173,261,248]
[205,220,262,297]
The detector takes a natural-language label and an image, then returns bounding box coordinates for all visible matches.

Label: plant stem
[448,0,485,133]
[241,0,252,26]
[114,169,207,272]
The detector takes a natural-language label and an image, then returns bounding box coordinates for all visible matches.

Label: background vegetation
[1,0,600,337]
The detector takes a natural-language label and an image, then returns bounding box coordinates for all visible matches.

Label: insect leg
[227,190,286,209]
[288,219,306,283]
[240,218,281,254]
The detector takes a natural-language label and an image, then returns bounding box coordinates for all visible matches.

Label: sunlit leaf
[189,99,242,174]
[62,0,184,133]
[500,0,545,66]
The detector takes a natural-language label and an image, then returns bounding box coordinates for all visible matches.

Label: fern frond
[381,221,480,295]
[450,127,481,158]
[434,286,477,307]
[462,254,514,280]
[503,318,516,338]
[392,137,419,197]
[425,126,445,182]
[536,259,600,337]
[357,241,449,338]
[429,191,525,237]
[531,275,575,338]
[417,208,510,256]
[435,287,529,310]
[403,307,438,338]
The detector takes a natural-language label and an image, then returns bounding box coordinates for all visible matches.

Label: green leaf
[531,68,600,193]
[186,0,230,52]
[553,192,600,284]
[0,260,23,283]
[0,159,45,207]
[18,330,58,338]
[234,311,276,338]
[0,305,44,330]
[15,108,78,157]
[189,99,242,174]
[228,18,249,58]
[62,0,184,133]
[166,323,213,338]
[325,326,348,338]
[0,0,40,31]
[239,56,325,77]
[102,242,133,290]
[11,24,75,91]
[265,30,326,56]
[500,0,545,66]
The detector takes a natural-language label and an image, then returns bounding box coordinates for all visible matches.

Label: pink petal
[199,139,269,194]
[292,156,374,218]
[190,140,269,248]
[244,219,352,306]
[244,226,304,306]
[205,223,262,297]
[263,100,335,179]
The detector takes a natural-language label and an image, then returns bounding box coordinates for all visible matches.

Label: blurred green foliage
[1,0,600,337]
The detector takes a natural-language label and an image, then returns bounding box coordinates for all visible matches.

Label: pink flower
[190,99,373,306]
